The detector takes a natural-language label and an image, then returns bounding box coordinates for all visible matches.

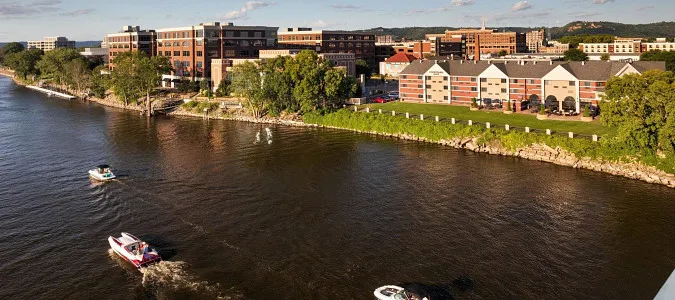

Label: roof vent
[582,61,586,66]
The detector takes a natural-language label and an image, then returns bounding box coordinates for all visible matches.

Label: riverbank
[5,74,674,189]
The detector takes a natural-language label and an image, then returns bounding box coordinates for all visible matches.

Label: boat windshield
[393,291,408,300]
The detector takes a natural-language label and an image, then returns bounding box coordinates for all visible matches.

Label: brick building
[106,26,156,68]
[399,59,665,112]
[277,28,376,63]
[442,28,527,56]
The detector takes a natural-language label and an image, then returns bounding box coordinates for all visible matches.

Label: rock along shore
[12,79,672,190]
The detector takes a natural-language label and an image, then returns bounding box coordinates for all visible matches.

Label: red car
[374,96,387,103]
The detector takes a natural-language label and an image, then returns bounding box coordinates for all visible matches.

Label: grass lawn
[366,102,615,136]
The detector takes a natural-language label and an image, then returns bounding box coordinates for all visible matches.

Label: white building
[80,48,110,64]
[27,36,76,52]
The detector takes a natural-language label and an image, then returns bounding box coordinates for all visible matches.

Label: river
[0,76,673,299]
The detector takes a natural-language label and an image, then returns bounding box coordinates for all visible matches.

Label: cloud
[330,4,361,10]
[511,1,532,12]
[636,5,654,11]
[450,0,476,6]
[60,8,96,16]
[0,1,61,17]
[406,6,452,15]
[592,0,614,4]
[569,11,600,18]
[225,1,276,20]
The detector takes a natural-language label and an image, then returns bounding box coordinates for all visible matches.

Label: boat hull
[89,170,116,181]
[108,234,161,271]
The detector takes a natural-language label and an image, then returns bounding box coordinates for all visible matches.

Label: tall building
[27,37,75,52]
[376,35,394,44]
[277,28,376,63]
[442,28,526,56]
[156,22,278,82]
[526,29,546,53]
[106,26,157,68]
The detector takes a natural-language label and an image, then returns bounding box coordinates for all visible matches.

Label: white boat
[88,164,116,181]
[108,232,161,270]
[374,285,428,300]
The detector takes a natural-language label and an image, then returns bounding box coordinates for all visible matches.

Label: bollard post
[420,114,424,120]
[505,124,510,131]
[435,116,439,122]
[468,120,473,126]
[451,118,456,124]
[342,104,346,108]
[365,107,370,113]
[379,109,382,114]
[486,122,491,129]
[406,112,410,119]
[392,110,396,116]
[354,106,358,112]
[592,134,598,142]
[546,129,551,135]
[525,127,530,133]
[568,132,574,138]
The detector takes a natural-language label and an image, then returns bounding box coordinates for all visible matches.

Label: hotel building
[27,36,75,52]
[399,59,665,112]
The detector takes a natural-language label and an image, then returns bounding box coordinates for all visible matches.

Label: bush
[583,104,590,117]
[539,104,546,115]
[471,98,477,108]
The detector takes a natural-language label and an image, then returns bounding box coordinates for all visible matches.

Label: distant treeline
[356,21,675,41]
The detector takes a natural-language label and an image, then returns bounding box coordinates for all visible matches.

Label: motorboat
[88,164,116,181]
[108,232,162,270]
[374,285,428,300]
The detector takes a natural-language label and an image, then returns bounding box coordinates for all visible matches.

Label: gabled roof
[399,60,435,75]
[501,61,563,78]
[385,53,418,63]
[446,60,491,76]
[631,61,667,73]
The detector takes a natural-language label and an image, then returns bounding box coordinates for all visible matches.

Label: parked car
[388,92,400,99]
[374,97,387,103]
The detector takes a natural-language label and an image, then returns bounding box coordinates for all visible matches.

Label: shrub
[539,104,546,115]
[471,98,477,108]
[583,104,590,117]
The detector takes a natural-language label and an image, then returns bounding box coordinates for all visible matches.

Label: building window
[529,80,535,84]
[426,85,431,89]
[197,51,202,57]
[471,78,476,82]
[174,51,180,56]
[569,81,575,86]
[165,51,171,56]
[418,94,423,98]
[501,88,507,93]
[501,79,507,84]
[417,85,423,88]
[426,76,431,80]
[196,40,203,46]
[444,96,449,100]
[443,86,448,90]
[471,87,477,92]
[452,86,458,90]
[480,78,487,82]
[510,79,518,83]
[418,76,423,79]
[402,84,407,87]
[196,61,203,68]
[481,87,487,92]
[182,32,188,38]
[183,51,190,56]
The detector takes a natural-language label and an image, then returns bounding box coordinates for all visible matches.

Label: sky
[0,0,672,41]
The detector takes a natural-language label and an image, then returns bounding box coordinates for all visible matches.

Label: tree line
[230,50,359,118]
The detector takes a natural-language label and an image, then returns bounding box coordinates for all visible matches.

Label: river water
[0,76,673,299]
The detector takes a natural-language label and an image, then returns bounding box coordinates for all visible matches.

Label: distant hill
[357,21,675,41]
[0,41,102,50]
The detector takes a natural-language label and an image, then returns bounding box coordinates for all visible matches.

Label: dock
[26,85,76,100]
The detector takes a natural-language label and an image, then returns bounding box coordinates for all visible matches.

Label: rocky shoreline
[5,73,673,189]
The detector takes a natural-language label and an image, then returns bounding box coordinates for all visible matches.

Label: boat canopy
[96,164,110,169]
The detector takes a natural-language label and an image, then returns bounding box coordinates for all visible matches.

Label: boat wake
[140,261,242,300]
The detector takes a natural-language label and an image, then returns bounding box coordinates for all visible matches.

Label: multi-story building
[155,22,278,83]
[80,48,110,64]
[436,35,466,58]
[398,59,665,112]
[27,36,75,52]
[525,29,546,53]
[643,38,675,52]
[442,28,527,56]
[376,35,394,44]
[392,41,433,59]
[540,41,569,54]
[277,28,376,62]
[106,26,157,68]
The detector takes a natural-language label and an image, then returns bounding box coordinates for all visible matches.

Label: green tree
[4,49,43,79]
[64,58,91,95]
[215,78,232,97]
[90,65,109,98]
[36,48,83,86]
[110,52,142,106]
[601,70,675,154]
[138,55,172,114]
[355,59,371,80]
[497,50,507,57]
[564,48,589,61]
[600,53,610,61]
[231,61,266,118]
[640,50,675,72]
